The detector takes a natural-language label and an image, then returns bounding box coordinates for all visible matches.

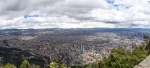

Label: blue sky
[0,0,150,29]
[106,0,115,4]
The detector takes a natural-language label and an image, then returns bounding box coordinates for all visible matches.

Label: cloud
[0,0,150,29]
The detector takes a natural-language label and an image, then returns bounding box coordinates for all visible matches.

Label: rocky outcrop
[134,55,150,68]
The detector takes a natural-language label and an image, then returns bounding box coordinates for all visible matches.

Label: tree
[98,60,107,68]
[60,64,68,68]
[110,46,125,55]
[143,35,150,45]
[2,63,16,68]
[31,65,40,68]
[20,59,31,68]
[50,62,59,68]
[144,35,150,40]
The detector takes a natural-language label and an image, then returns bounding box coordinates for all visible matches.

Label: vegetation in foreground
[0,35,150,68]
[75,35,150,68]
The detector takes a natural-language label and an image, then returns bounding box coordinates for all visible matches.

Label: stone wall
[134,55,150,68]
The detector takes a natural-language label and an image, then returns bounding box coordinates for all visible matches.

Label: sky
[0,0,150,29]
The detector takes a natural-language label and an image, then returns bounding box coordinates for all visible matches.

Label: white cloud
[59,22,115,28]
[0,0,150,29]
